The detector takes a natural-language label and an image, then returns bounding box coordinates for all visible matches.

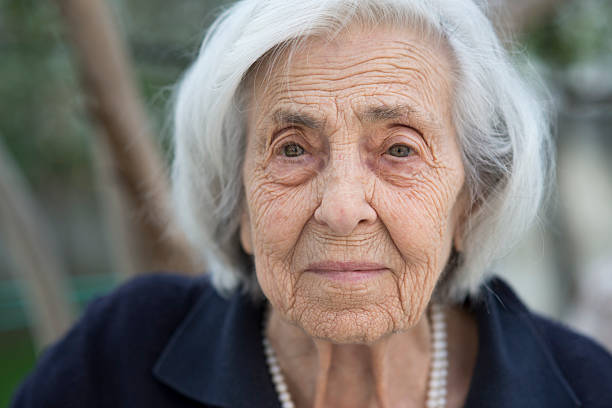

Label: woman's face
[240,26,466,344]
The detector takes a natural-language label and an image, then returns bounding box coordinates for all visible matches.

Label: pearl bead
[432,359,448,369]
[433,321,446,329]
[431,368,448,379]
[433,349,448,359]
[433,340,446,350]
[433,331,446,341]
[430,378,447,388]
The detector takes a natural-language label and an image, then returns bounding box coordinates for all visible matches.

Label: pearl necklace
[262,304,448,408]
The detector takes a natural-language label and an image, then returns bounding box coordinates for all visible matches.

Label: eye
[386,144,413,157]
[281,142,305,157]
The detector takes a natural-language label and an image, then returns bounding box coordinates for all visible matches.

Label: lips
[305,261,387,282]
[306,261,387,272]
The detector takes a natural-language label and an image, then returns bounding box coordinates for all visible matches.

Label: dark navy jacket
[11,274,612,407]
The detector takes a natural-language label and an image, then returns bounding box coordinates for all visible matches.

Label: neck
[266,308,433,408]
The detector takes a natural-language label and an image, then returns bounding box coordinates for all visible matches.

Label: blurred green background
[1,0,611,405]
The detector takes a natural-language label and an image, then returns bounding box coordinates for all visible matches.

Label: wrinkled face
[240,26,466,344]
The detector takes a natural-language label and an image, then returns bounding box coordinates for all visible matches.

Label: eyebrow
[270,104,439,131]
[272,109,325,130]
[358,104,416,123]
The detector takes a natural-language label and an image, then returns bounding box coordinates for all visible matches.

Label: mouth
[305,261,388,282]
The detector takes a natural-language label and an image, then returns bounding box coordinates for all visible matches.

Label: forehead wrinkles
[253,31,454,115]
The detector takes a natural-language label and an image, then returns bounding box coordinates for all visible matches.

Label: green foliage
[0,330,36,407]
[525,0,612,67]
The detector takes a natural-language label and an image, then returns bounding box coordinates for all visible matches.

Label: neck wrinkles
[266,306,432,408]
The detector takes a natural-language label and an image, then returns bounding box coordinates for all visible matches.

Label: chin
[291,302,411,345]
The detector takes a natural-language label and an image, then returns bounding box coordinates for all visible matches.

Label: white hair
[171,0,553,301]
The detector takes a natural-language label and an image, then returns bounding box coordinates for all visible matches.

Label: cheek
[373,170,460,267]
[244,172,319,301]
[247,180,316,249]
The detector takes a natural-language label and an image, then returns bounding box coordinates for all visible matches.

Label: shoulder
[476,277,612,406]
[11,273,216,408]
[529,313,612,405]
[61,273,210,353]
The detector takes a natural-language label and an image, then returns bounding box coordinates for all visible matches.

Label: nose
[313,170,377,236]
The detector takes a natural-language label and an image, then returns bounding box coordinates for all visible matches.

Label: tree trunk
[53,0,197,275]
[0,139,75,350]
[92,135,142,280]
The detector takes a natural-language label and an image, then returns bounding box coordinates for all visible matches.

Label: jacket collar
[153,283,277,407]
[154,277,581,407]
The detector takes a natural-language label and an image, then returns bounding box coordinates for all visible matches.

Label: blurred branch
[92,136,141,280]
[52,0,197,274]
[0,138,74,350]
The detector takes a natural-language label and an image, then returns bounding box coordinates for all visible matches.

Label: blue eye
[282,143,305,157]
[387,144,412,157]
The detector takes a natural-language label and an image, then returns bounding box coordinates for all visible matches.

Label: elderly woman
[12,0,612,407]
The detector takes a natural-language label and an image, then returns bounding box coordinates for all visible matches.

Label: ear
[239,206,254,255]
[452,187,471,253]
[453,222,465,252]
